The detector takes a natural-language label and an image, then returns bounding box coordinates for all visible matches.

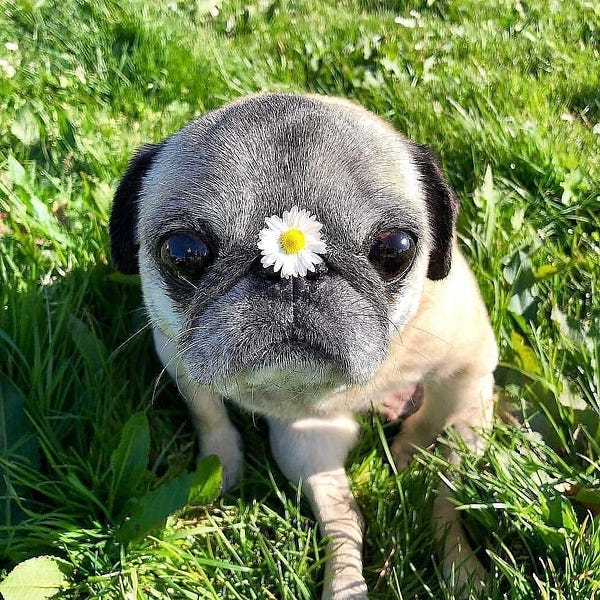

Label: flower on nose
[257,206,327,278]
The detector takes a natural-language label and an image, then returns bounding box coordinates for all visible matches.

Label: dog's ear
[109,143,162,274]
[411,144,459,280]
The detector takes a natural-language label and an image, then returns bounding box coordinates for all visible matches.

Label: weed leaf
[0,375,39,543]
[110,412,150,515]
[6,156,27,190]
[551,305,595,354]
[10,106,41,147]
[547,496,578,532]
[188,455,222,506]
[574,487,600,515]
[510,332,541,374]
[503,249,539,321]
[560,168,584,205]
[68,315,108,374]
[0,376,36,458]
[558,381,588,411]
[0,555,71,599]
[116,456,221,543]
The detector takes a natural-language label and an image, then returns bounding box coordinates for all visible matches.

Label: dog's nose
[252,259,281,280]
[305,260,328,279]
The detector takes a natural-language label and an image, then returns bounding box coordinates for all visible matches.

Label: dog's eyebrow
[144,210,217,241]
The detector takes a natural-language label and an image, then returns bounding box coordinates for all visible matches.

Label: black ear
[411,143,459,280]
[109,143,162,274]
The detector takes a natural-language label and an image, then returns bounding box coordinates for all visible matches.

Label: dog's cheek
[387,252,428,331]
[139,252,185,338]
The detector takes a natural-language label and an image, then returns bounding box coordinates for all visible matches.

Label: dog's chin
[218,367,346,419]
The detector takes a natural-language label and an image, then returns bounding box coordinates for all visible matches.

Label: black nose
[252,259,281,280]
[252,258,329,280]
[305,260,328,279]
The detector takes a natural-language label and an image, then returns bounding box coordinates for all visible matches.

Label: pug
[110,93,497,599]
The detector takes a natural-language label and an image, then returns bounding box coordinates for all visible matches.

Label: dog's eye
[159,233,211,281]
[368,229,417,281]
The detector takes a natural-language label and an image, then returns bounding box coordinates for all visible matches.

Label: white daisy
[257,206,327,278]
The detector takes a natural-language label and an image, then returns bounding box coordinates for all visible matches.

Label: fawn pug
[110,93,497,599]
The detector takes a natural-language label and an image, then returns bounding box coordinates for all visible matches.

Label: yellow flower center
[279,228,306,254]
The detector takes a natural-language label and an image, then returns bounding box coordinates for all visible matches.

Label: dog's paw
[321,577,368,600]
[200,424,243,492]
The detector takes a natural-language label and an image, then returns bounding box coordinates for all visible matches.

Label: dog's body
[110,93,497,599]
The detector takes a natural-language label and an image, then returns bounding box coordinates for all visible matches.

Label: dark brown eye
[159,232,211,281]
[368,229,417,281]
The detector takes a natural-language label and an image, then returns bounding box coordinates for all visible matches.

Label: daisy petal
[257,206,327,278]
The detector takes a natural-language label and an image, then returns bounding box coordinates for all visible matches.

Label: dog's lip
[183,334,348,388]
[247,336,340,367]
[226,337,345,383]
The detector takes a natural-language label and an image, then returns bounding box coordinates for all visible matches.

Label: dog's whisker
[403,322,451,345]
[111,319,153,356]
[151,361,171,407]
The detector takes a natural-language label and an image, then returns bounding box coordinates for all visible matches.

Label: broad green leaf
[508,285,538,319]
[188,455,222,506]
[0,555,71,600]
[510,332,541,375]
[558,381,588,411]
[117,456,221,543]
[10,107,41,147]
[110,412,150,514]
[537,526,565,549]
[503,249,539,320]
[29,196,53,227]
[116,475,191,543]
[551,305,595,354]
[560,168,584,206]
[0,375,40,544]
[510,206,525,230]
[7,156,27,190]
[534,264,560,279]
[0,376,27,455]
[68,315,108,374]
[0,373,39,520]
[472,165,501,246]
[574,487,600,510]
[547,496,578,532]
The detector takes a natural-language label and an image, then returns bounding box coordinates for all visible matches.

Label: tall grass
[1,0,598,597]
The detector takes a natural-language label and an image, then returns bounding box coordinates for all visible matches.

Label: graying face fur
[110,94,457,418]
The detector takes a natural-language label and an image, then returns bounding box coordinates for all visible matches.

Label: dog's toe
[200,424,243,492]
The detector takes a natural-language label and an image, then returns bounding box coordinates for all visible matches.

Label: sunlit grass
[1,0,598,597]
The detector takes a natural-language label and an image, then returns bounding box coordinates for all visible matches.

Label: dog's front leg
[269,414,367,600]
[153,329,243,490]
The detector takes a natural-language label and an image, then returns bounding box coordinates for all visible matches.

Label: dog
[110,93,497,599]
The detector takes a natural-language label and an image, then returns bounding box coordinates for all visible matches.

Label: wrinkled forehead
[138,95,426,250]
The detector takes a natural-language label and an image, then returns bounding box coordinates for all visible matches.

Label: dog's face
[110,94,458,417]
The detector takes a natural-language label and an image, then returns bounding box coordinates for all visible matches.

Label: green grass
[0,0,598,597]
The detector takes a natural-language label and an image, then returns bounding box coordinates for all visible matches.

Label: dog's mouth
[200,338,349,414]
[215,362,346,419]
[243,337,340,369]
[229,338,346,389]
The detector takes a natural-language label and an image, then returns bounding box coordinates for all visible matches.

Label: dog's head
[110,94,457,417]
